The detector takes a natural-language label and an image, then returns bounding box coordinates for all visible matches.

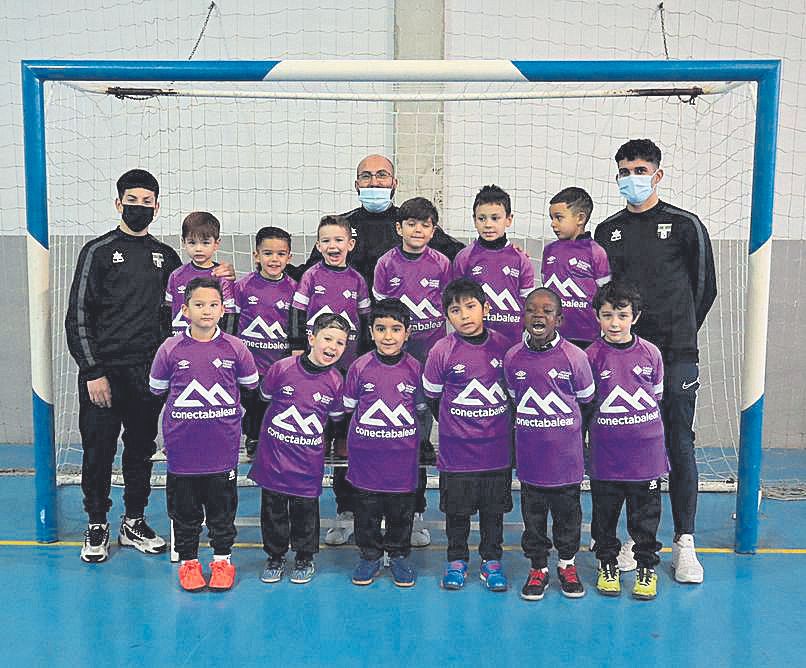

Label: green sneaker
[632,567,658,600]
[596,561,621,597]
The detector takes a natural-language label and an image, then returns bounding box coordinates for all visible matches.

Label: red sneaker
[209,559,236,591]
[178,560,206,592]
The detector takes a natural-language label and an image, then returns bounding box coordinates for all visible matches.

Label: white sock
[558,557,575,569]
[213,554,231,563]
[124,516,142,526]
[180,558,199,566]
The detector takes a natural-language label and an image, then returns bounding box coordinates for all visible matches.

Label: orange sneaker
[209,559,236,590]
[178,559,206,592]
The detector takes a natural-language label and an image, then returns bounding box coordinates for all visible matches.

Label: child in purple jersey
[586,282,667,601]
[542,187,611,349]
[452,185,535,348]
[149,278,259,592]
[373,196,451,542]
[234,226,297,460]
[504,289,594,601]
[249,313,349,585]
[289,215,371,549]
[423,279,513,592]
[165,212,237,336]
[345,299,427,588]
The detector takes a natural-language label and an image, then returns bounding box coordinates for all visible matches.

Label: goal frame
[21,58,780,552]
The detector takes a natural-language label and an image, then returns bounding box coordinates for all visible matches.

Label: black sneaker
[520,568,549,601]
[245,438,259,461]
[118,517,167,554]
[80,523,110,563]
[419,441,437,466]
[557,564,585,598]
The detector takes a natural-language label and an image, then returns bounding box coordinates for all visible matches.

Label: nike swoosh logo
[681,379,699,390]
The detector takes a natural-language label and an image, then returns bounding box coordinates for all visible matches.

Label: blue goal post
[21,59,780,551]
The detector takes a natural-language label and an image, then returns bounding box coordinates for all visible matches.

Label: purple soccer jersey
[165,262,237,335]
[373,246,451,363]
[452,240,536,348]
[541,236,611,343]
[344,351,426,493]
[248,356,344,498]
[504,336,595,487]
[149,329,258,475]
[586,336,669,481]
[423,330,512,472]
[234,271,297,375]
[292,261,371,371]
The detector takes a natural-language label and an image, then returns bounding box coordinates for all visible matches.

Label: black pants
[353,489,416,561]
[335,458,427,514]
[78,364,162,524]
[166,471,238,562]
[261,489,319,562]
[590,479,662,569]
[661,361,699,536]
[520,483,582,569]
[241,381,267,442]
[440,469,513,562]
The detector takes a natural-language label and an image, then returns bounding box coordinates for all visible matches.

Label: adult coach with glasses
[293,154,464,548]
[594,138,717,585]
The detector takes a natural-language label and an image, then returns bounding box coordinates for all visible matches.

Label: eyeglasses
[356,170,393,183]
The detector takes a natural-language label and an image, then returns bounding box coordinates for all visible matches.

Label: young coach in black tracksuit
[594,139,717,584]
[288,154,465,546]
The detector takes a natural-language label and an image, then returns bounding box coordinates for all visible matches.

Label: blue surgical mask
[358,187,393,213]
[618,173,657,206]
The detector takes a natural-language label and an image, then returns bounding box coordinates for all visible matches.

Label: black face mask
[121,204,155,232]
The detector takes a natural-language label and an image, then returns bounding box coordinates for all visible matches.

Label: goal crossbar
[21,59,780,553]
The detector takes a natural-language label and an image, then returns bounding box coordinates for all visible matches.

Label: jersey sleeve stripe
[653,383,664,397]
[357,298,371,310]
[422,377,443,394]
[149,376,169,391]
[596,274,612,286]
[373,289,388,301]
[238,372,260,386]
[576,382,595,399]
[260,389,272,402]
[519,287,533,297]
[293,292,310,306]
[329,410,345,418]
[343,396,358,409]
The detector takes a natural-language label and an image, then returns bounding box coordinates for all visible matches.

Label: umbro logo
[177,360,190,369]
[314,285,326,295]
[177,285,186,294]
[390,277,401,287]
[600,369,612,379]
[248,295,259,305]
[545,255,556,265]
[112,250,124,264]
[515,370,527,380]
[281,385,295,396]
[362,383,376,392]
[471,265,483,276]
[452,364,466,374]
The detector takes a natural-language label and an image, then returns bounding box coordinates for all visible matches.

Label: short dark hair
[370,298,411,329]
[317,214,352,238]
[442,278,486,310]
[182,211,221,240]
[184,277,223,304]
[614,139,662,168]
[116,169,159,200]
[397,197,439,226]
[473,184,511,216]
[256,226,291,250]
[592,281,643,315]
[311,312,351,335]
[549,187,593,224]
[526,287,563,315]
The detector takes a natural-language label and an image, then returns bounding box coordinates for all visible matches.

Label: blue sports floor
[2,444,805,667]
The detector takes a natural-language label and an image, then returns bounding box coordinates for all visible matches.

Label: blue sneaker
[260,556,285,584]
[480,560,508,592]
[290,560,315,584]
[352,558,382,586]
[390,556,417,587]
[441,560,468,590]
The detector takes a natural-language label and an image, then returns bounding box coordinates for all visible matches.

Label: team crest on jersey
[396,382,416,395]
[610,229,622,242]
[342,289,357,300]
[490,358,501,368]
[569,257,591,271]
[112,251,124,264]
[419,278,440,288]
[632,365,653,377]
[248,295,259,305]
[212,358,234,370]
[471,265,483,276]
[312,392,334,405]
[547,367,571,380]
[152,252,163,268]
[276,299,288,309]
[501,266,520,278]
[657,223,672,240]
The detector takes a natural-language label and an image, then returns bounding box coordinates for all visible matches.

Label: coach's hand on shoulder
[87,376,112,408]
[212,262,236,281]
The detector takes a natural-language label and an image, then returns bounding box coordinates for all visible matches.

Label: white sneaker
[410,513,431,547]
[119,516,167,554]
[672,534,704,583]
[81,523,110,563]
[617,539,637,572]
[324,511,354,546]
